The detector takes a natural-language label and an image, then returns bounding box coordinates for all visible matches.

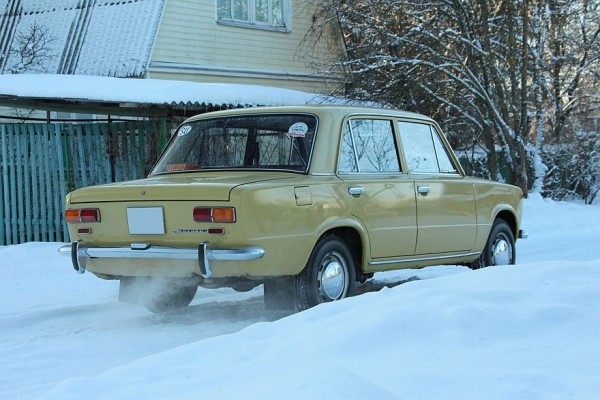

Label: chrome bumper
[58,242,265,279]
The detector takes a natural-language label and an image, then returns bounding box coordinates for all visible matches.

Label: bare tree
[531,0,600,198]
[305,0,599,197]
[8,21,55,74]
[4,21,56,121]
[545,0,600,140]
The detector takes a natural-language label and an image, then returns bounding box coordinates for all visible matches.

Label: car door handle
[348,186,365,196]
[417,186,430,195]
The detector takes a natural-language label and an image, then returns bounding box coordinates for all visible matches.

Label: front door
[398,121,477,254]
[413,177,477,254]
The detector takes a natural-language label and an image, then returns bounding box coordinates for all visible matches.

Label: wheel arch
[494,208,518,239]
[315,224,367,279]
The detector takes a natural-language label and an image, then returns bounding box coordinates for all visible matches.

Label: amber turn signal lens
[212,208,236,223]
[193,207,236,223]
[65,209,100,223]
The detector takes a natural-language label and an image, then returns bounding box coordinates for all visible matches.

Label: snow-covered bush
[542,129,600,205]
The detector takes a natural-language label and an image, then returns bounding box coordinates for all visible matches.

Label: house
[0,0,343,246]
[152,0,337,92]
[0,0,339,108]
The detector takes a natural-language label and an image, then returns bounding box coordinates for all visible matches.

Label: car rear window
[152,114,318,174]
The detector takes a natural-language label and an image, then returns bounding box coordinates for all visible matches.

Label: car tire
[139,277,198,313]
[295,235,357,311]
[469,219,516,269]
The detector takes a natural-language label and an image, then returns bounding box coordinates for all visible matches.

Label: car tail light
[193,207,236,223]
[65,209,101,223]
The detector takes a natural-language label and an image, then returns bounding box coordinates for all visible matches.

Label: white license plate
[127,207,165,235]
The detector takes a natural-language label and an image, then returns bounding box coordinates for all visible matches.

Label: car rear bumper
[58,242,265,279]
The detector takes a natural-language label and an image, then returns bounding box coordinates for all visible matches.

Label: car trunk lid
[69,172,292,204]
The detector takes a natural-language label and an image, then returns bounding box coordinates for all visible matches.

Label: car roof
[183,105,436,124]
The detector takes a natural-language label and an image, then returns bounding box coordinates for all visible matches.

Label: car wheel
[139,277,198,313]
[469,219,515,269]
[295,235,357,311]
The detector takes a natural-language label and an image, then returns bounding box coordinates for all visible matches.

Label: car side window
[432,129,457,173]
[398,121,457,174]
[339,119,401,173]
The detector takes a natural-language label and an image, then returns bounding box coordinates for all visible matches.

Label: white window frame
[215,0,292,33]
[51,111,97,123]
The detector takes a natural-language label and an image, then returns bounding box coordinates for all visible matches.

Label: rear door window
[338,119,401,173]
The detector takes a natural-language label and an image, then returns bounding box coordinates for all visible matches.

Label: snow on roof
[0,0,165,77]
[0,74,321,107]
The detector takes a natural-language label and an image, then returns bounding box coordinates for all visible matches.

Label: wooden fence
[0,119,168,246]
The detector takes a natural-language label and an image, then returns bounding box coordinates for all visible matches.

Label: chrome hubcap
[491,235,512,265]
[318,251,347,301]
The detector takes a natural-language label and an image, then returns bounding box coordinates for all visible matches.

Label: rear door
[397,121,477,255]
[338,117,417,258]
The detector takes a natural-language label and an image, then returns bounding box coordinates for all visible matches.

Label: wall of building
[149,0,341,93]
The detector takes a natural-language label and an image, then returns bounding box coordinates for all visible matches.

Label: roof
[0,74,327,117]
[185,104,432,123]
[0,0,165,77]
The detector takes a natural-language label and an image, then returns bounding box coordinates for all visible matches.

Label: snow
[0,0,165,77]
[0,74,322,107]
[74,0,165,77]
[1,194,600,399]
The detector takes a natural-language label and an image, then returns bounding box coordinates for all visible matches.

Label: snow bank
[1,196,600,400]
[518,193,600,263]
[40,260,600,400]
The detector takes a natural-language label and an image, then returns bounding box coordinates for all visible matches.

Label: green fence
[0,120,168,246]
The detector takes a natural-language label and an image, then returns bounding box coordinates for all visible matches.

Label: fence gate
[0,120,167,246]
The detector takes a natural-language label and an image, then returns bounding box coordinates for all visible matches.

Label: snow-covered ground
[1,194,599,400]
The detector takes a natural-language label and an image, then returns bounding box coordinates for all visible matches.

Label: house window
[52,112,96,123]
[216,0,290,32]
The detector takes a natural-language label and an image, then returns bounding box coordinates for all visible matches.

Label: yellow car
[60,106,526,312]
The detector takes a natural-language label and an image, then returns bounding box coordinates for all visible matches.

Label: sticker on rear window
[178,125,192,136]
[287,122,308,138]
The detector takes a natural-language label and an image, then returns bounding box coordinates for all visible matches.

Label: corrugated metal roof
[0,74,320,106]
[0,0,165,77]
[0,74,332,117]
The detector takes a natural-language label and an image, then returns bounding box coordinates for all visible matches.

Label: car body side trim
[369,251,481,266]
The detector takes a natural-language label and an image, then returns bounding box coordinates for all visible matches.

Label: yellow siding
[148,70,323,92]
[150,0,341,92]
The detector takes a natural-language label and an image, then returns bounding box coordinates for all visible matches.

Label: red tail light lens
[65,209,100,223]
[193,208,212,222]
[193,207,236,223]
